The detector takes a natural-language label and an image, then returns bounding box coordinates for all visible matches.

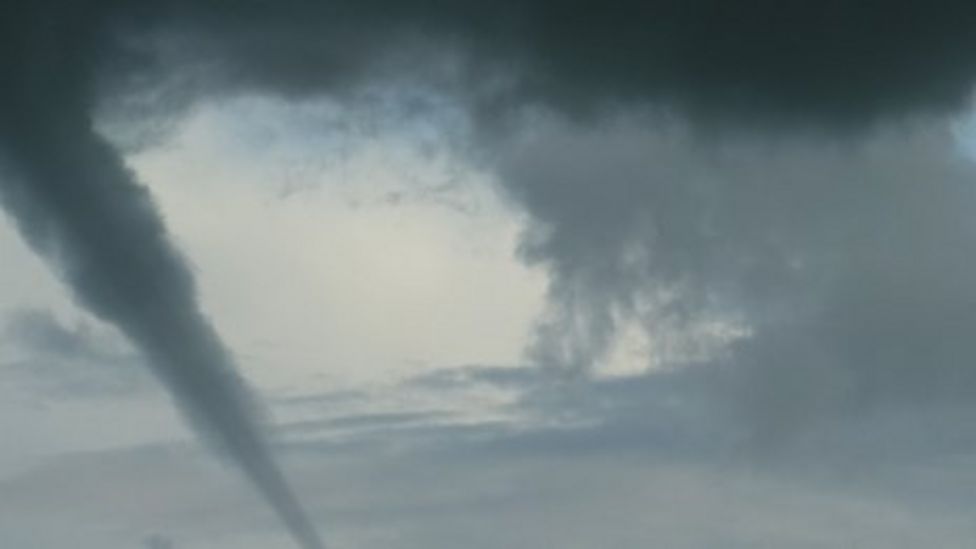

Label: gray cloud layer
[5,422,976,549]
[497,117,976,442]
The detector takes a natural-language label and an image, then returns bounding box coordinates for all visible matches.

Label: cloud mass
[4,1,976,547]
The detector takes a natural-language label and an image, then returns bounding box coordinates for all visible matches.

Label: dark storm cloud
[5,1,976,545]
[88,0,976,130]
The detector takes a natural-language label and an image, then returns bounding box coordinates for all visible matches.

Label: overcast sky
[5,2,976,548]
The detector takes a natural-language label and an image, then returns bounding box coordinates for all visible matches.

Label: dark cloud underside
[95,0,976,128]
